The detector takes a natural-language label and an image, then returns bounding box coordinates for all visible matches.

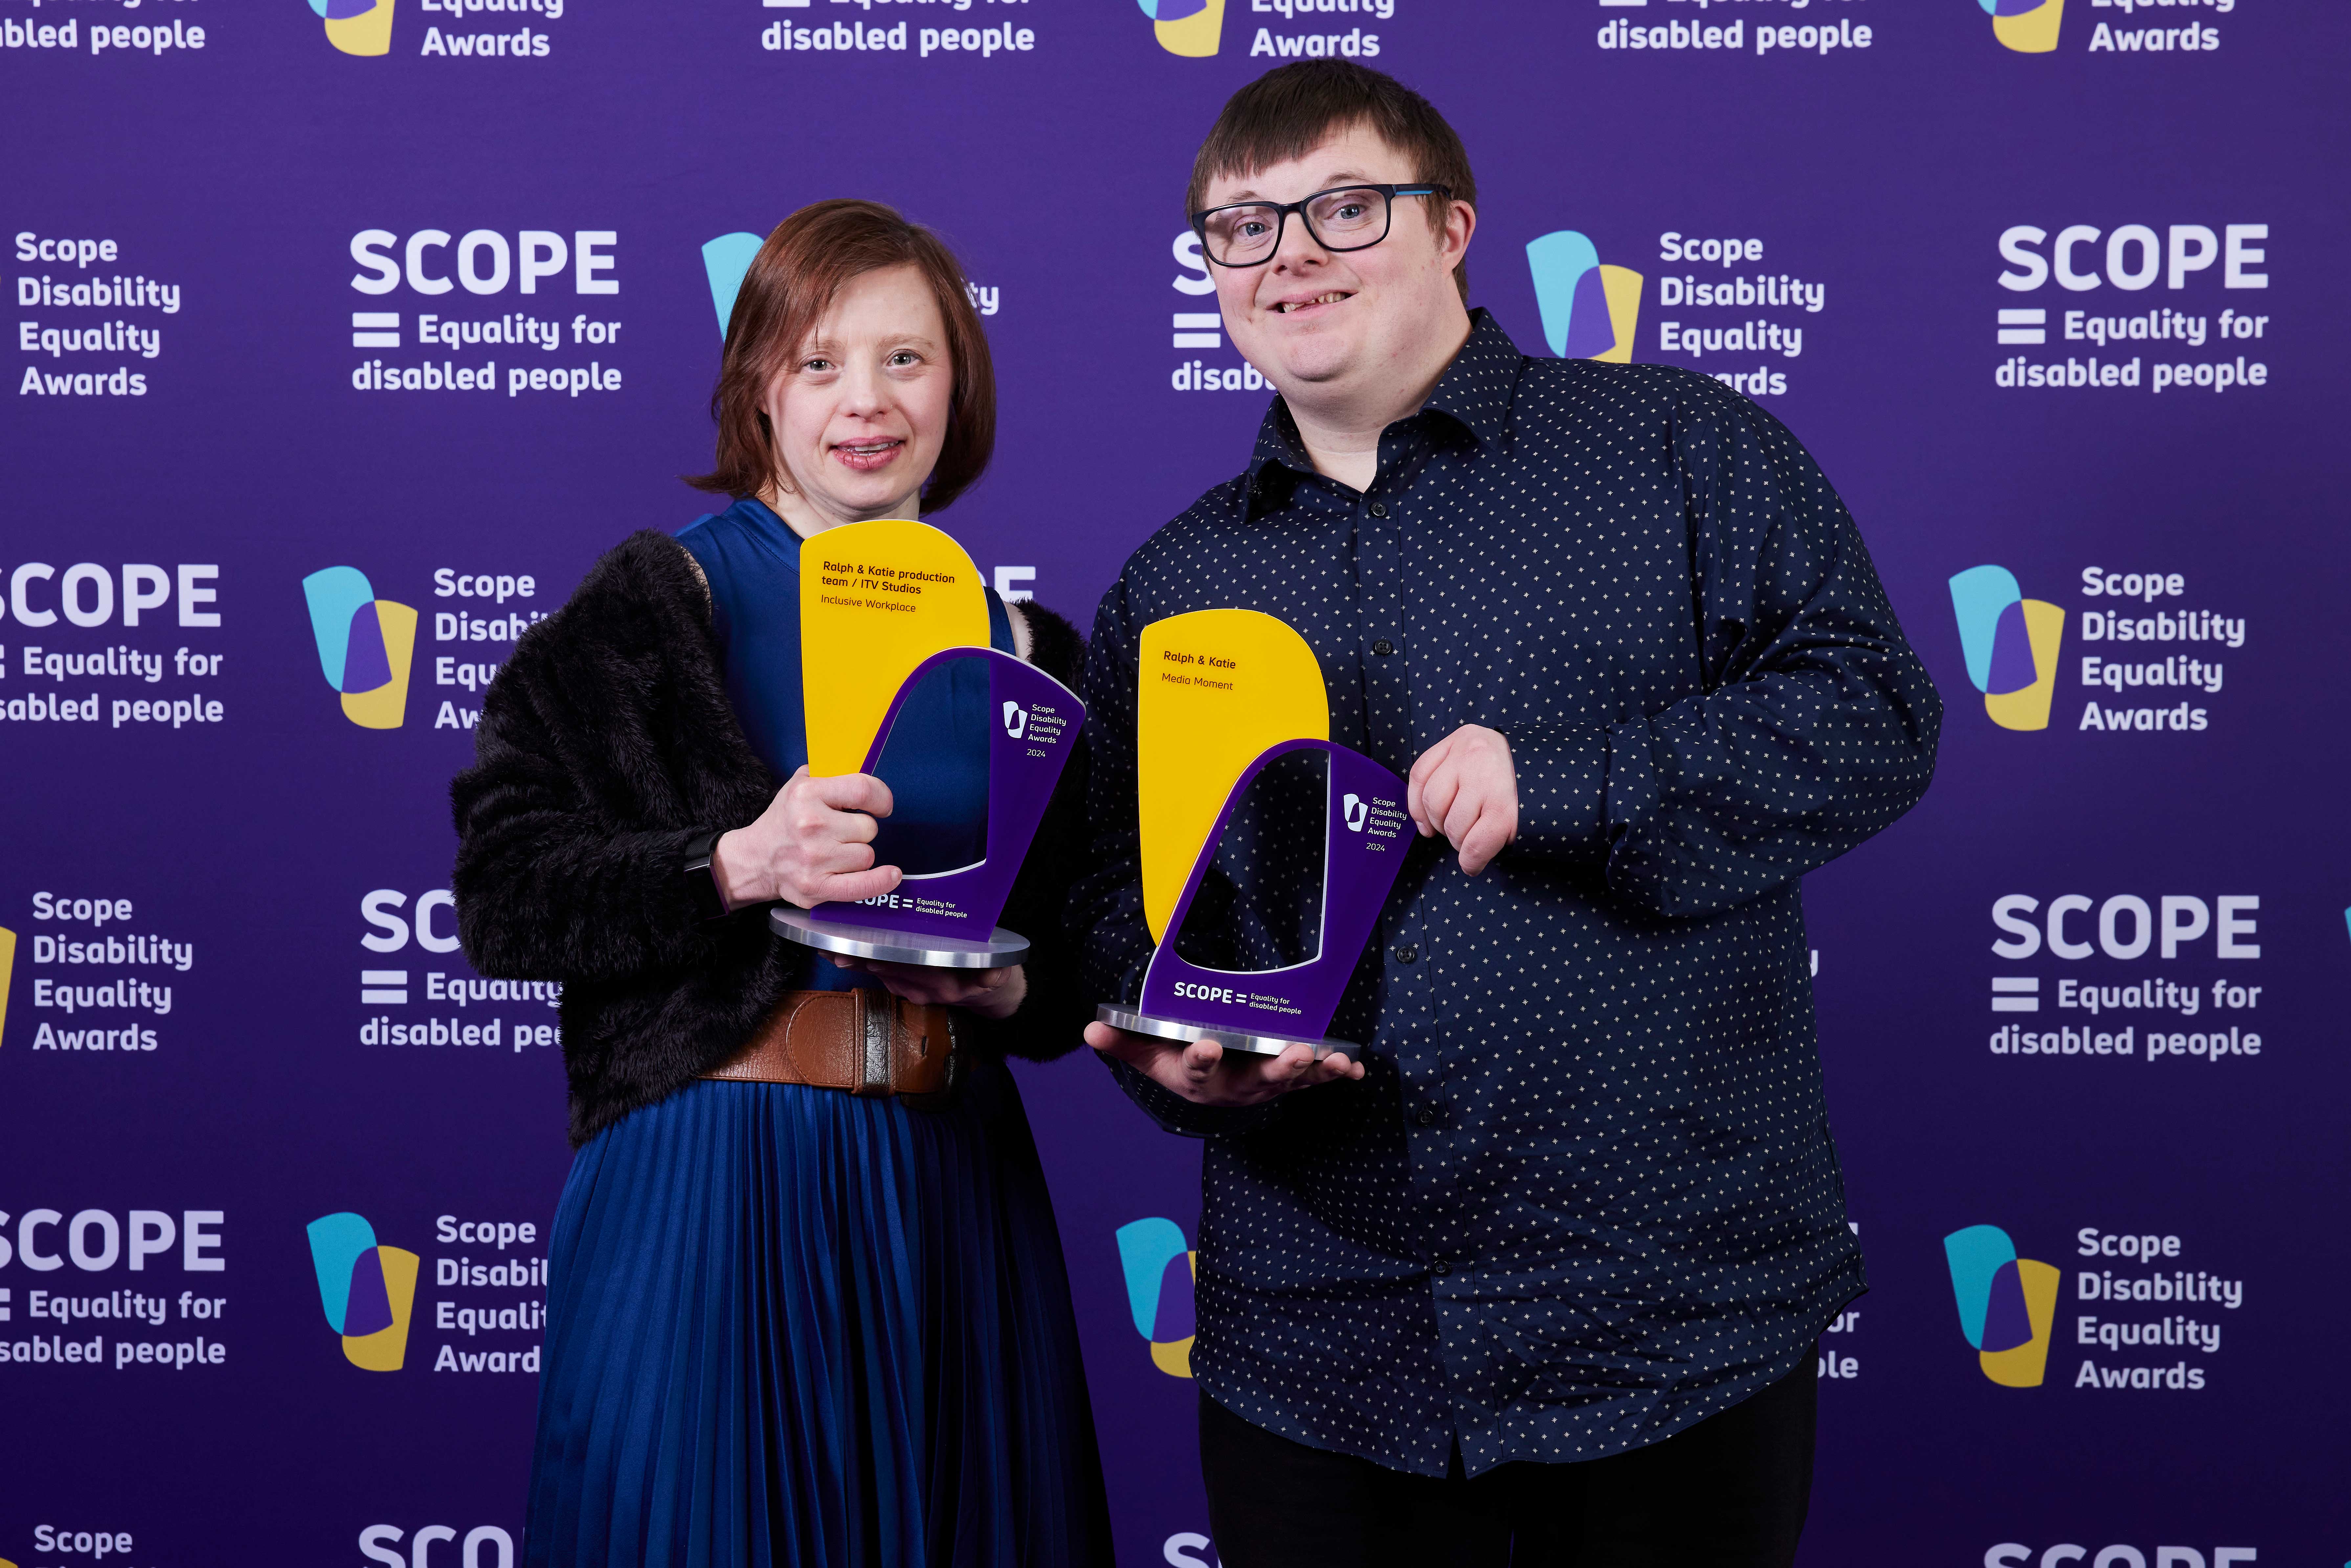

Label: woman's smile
[831,435,906,473]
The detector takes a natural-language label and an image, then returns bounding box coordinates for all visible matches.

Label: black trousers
[1199,1355,1818,1568]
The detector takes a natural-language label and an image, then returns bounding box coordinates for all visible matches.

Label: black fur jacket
[449,528,1094,1147]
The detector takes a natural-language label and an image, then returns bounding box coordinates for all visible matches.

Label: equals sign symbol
[352,312,400,348]
[362,969,410,1005]
[1996,308,2046,346]
[1990,976,2039,1013]
[1173,313,1221,349]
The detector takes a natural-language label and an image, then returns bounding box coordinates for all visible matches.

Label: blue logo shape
[307,1210,380,1334]
[1948,565,2029,695]
[1116,1216,1187,1338]
[701,232,765,338]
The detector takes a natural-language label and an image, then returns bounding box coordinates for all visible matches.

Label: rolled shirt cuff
[1503,721,1630,864]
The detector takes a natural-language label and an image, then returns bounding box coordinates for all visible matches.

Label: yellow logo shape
[1978,1257,2061,1386]
[0,925,15,1049]
[1154,0,1223,56]
[1992,0,2063,53]
[1592,266,1644,363]
[323,0,398,56]
[1136,609,1328,944]
[801,519,991,777]
[342,1247,420,1371]
[1984,600,2065,732]
[341,601,417,730]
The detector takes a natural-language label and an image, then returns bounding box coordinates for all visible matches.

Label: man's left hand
[1407,724,1518,875]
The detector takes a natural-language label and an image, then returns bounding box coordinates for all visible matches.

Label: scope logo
[308,0,396,55]
[1949,565,2065,732]
[1944,1224,2060,1387]
[1975,0,2062,53]
[1526,231,1641,364]
[306,1212,419,1371]
[1115,1217,1198,1378]
[1129,0,1224,56]
[303,567,418,730]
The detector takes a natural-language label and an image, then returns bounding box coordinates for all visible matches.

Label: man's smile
[1269,290,1354,317]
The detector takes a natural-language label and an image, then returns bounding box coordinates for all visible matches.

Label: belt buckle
[854,989,894,1096]
[897,1008,965,1114]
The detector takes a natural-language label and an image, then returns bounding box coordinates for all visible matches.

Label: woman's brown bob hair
[688,199,995,512]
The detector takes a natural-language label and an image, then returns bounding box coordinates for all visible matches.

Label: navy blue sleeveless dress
[523,499,1113,1567]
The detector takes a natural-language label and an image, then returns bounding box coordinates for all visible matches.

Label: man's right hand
[1084,1021,1364,1107]
[711,766,901,910]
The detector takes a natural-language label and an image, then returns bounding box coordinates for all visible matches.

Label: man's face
[1201,122,1472,400]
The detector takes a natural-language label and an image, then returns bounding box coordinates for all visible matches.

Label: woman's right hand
[710,766,901,911]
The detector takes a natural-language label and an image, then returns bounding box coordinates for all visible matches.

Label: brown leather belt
[702,988,961,1108]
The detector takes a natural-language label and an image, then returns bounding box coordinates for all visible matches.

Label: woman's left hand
[827,957,1027,1021]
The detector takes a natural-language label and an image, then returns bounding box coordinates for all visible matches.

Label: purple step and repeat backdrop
[4,0,2347,1563]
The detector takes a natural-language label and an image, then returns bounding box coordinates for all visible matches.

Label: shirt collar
[1421,308,1522,451]
[1243,308,1522,516]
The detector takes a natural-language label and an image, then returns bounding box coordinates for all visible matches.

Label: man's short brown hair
[1187,61,1477,302]
[688,199,994,510]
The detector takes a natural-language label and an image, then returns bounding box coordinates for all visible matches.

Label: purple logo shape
[1978,1258,2037,1353]
[1558,267,1620,360]
[1154,1250,1196,1340]
[1984,600,2042,696]
[341,602,395,693]
[341,1248,397,1337]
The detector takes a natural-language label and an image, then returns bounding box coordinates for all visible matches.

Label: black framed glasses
[1190,184,1450,269]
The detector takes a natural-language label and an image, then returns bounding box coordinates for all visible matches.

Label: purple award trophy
[769,520,1084,969]
[1096,608,1410,1056]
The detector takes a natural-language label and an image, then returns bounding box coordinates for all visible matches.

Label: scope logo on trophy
[1098,608,1409,1057]
[769,519,1084,969]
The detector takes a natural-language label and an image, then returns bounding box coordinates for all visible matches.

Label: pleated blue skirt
[524,1055,1114,1567]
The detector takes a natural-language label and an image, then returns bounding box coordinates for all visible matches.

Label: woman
[451,200,1112,1567]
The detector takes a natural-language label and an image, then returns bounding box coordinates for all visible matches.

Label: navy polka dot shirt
[1075,310,1942,1478]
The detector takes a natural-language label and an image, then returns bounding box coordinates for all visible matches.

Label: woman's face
[761,264,954,534]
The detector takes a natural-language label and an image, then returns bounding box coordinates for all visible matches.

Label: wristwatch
[681,829,731,923]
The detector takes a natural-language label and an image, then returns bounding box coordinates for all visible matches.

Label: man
[1075,61,1940,1568]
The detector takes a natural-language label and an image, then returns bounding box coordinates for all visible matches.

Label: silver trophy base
[1095,1004,1356,1060]
[772,907,1030,969]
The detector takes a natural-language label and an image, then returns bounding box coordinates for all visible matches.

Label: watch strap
[681,829,730,923]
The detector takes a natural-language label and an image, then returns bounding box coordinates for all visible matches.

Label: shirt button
[1429,1260,1451,1277]
[1393,944,1418,964]
[1369,500,1388,518]
[1372,638,1394,657]
[1412,1105,1446,1129]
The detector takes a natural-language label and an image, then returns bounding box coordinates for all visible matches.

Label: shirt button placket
[1358,491,1412,776]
